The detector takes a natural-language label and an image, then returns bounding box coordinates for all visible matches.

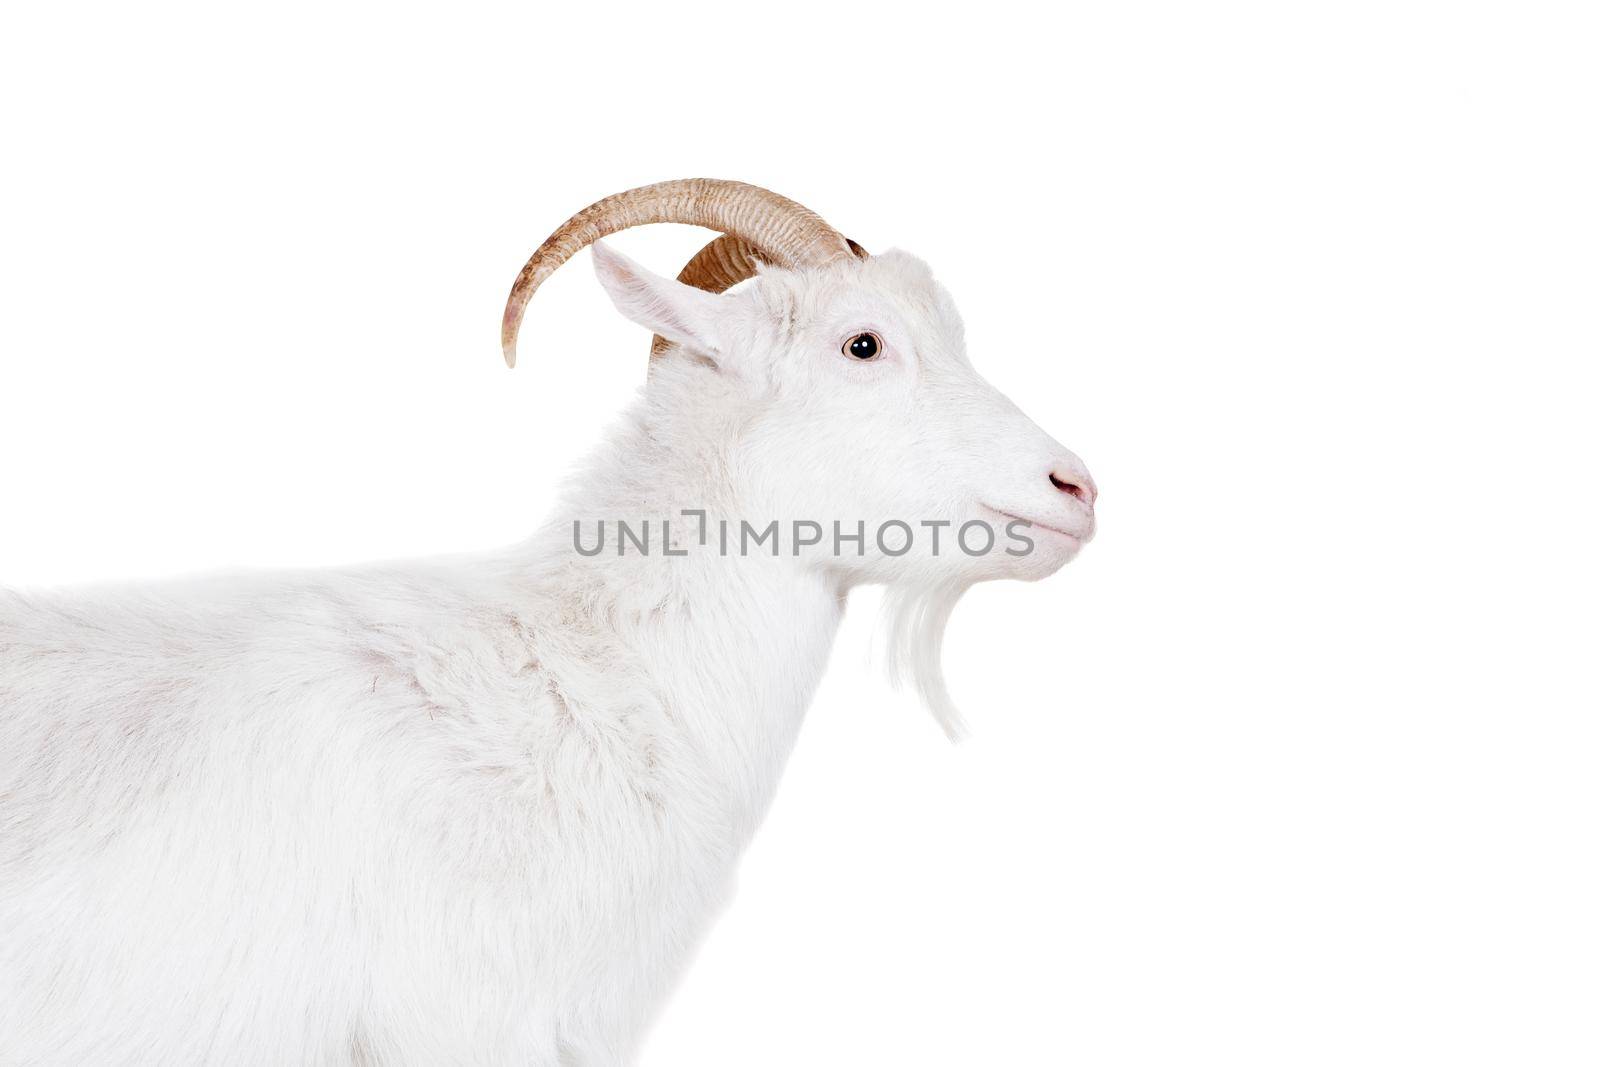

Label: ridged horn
[502,179,859,367]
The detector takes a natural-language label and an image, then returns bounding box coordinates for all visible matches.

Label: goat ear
[591,242,724,354]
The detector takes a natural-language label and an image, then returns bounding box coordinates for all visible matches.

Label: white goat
[0,179,1097,1065]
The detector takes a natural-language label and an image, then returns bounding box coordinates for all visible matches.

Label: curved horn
[502,179,858,367]
[676,232,766,292]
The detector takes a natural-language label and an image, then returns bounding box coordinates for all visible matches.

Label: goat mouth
[980,505,1085,542]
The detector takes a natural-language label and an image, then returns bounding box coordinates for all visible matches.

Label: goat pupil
[848,333,878,360]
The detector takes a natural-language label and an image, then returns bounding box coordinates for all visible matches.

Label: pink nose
[1048,467,1097,506]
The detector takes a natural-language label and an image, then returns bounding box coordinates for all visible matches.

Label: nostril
[1049,472,1089,502]
[1043,470,1094,505]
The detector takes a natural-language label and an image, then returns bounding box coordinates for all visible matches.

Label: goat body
[1,460,840,1063]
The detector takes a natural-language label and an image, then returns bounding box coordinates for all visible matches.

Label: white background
[2,2,1596,1064]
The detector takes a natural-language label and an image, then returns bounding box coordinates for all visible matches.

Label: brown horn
[502,179,858,367]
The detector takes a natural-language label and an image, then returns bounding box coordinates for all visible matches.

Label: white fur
[0,244,1094,1064]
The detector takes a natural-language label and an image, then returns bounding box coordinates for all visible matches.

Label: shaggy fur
[0,247,1095,1065]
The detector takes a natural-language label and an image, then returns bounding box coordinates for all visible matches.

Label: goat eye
[843,332,882,361]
